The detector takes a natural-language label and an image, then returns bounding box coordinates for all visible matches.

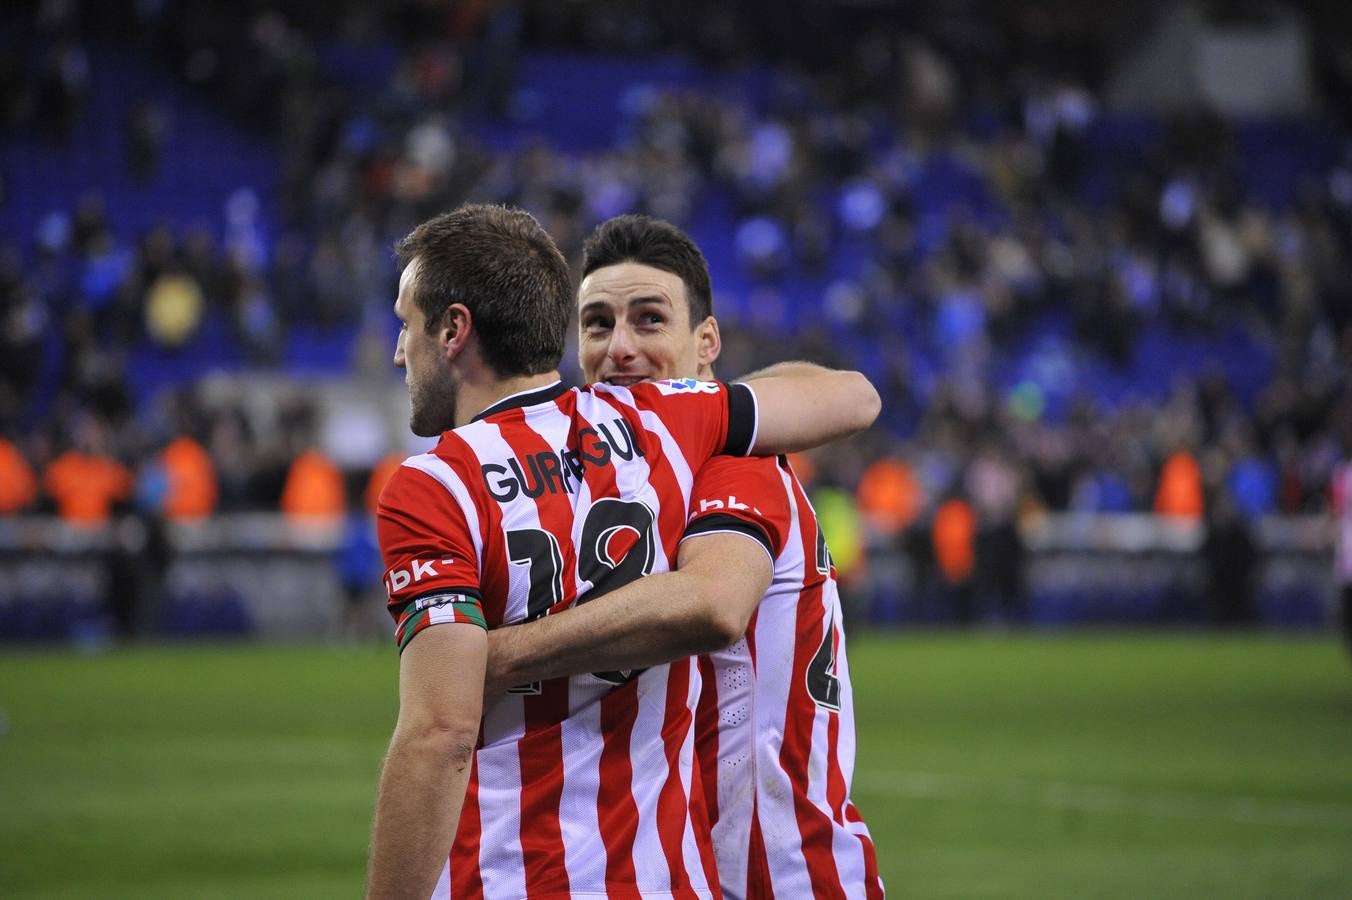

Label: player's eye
[583,317,612,333]
[638,313,664,327]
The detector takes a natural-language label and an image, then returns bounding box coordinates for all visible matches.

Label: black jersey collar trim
[471,379,569,423]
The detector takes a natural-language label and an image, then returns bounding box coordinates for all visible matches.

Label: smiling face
[577,262,719,386]
[393,258,458,437]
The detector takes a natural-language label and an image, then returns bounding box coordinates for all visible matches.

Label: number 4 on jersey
[807,525,841,711]
[806,610,842,712]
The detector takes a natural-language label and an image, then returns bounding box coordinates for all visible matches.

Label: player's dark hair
[395,204,571,378]
[581,214,713,328]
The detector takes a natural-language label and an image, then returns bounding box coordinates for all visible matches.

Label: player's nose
[607,324,638,364]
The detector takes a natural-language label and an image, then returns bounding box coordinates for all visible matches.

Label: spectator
[43,422,133,528]
[280,448,345,522]
[1155,449,1205,522]
[0,435,37,515]
[932,495,977,624]
[857,452,923,537]
[160,435,218,521]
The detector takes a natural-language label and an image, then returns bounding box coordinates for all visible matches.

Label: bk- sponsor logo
[385,557,455,595]
[693,495,763,517]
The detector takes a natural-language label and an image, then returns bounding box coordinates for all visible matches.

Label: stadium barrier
[0,513,1337,640]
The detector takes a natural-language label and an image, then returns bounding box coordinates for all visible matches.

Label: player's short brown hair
[395,204,571,378]
[581,215,713,328]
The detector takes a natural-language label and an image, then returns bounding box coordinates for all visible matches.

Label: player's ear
[695,316,721,370]
[440,303,472,362]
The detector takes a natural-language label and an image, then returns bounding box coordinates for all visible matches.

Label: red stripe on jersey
[693,654,720,830]
[655,658,697,899]
[746,792,772,900]
[598,683,641,894]
[779,513,845,897]
[449,757,484,899]
[495,409,579,896]
[847,801,885,900]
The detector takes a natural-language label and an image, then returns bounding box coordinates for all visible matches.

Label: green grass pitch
[2,633,1351,898]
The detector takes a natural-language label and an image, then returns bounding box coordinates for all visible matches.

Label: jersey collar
[471,379,570,423]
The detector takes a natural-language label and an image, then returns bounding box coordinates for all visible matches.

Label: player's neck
[455,371,563,428]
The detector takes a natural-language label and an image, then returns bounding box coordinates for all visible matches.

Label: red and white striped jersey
[684,455,883,899]
[377,378,758,899]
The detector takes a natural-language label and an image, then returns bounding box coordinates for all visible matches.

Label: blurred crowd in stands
[3,1,1351,626]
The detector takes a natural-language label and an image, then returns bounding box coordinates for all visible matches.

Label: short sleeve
[625,379,758,470]
[682,455,793,564]
[377,462,486,652]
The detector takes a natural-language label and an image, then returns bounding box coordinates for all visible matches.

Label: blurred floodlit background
[1,2,1352,896]
[2,0,1349,639]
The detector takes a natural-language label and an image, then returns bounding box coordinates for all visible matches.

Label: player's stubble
[408,366,458,438]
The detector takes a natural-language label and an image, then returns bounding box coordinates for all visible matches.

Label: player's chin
[409,413,443,438]
[409,397,454,437]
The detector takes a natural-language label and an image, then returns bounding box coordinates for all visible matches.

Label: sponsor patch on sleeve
[653,378,722,396]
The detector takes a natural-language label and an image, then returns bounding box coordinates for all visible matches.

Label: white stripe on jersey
[748,469,814,892]
[558,688,605,888]
[400,453,484,567]
[705,637,757,896]
[469,739,528,899]
[595,384,698,504]
[742,382,760,457]
[629,664,679,890]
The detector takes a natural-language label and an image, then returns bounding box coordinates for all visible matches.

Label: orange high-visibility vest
[281,449,346,520]
[43,450,133,526]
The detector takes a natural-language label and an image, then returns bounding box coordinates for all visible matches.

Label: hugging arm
[740,361,880,455]
[485,532,771,695]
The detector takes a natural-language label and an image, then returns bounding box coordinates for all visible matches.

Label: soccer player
[485,215,884,897]
[366,204,880,898]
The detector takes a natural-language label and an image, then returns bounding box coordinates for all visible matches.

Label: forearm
[488,571,721,694]
[367,624,485,899]
[487,535,771,695]
[741,363,880,454]
[366,730,474,899]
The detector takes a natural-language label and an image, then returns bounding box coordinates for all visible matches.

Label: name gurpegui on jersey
[683,455,883,899]
[377,378,757,900]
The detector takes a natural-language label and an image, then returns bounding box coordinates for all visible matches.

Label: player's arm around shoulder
[741,361,881,455]
[483,534,772,695]
[367,623,486,899]
[484,454,784,694]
